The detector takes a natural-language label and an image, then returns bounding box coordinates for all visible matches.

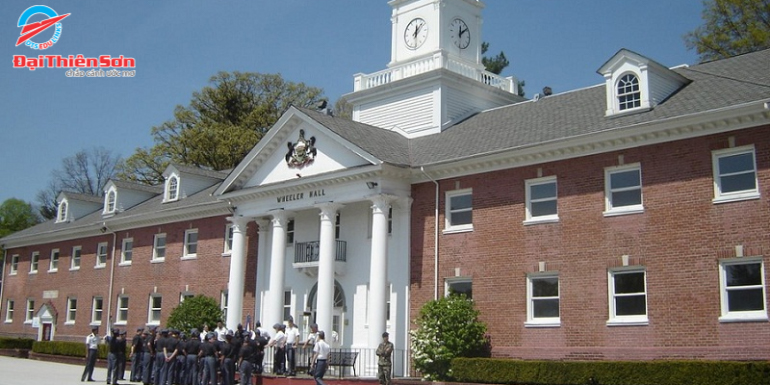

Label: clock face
[404,18,428,49]
[449,18,470,49]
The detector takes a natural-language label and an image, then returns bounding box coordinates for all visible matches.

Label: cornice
[412,100,770,182]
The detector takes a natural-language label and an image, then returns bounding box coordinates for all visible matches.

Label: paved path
[0,355,127,385]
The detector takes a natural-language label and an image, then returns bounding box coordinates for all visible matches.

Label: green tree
[166,295,223,334]
[36,147,121,220]
[0,198,40,239]
[119,72,325,185]
[410,294,489,381]
[333,97,353,120]
[482,42,525,96]
[685,0,770,62]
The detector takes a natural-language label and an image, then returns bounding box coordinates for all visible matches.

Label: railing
[294,240,347,264]
[354,52,516,93]
[261,346,413,378]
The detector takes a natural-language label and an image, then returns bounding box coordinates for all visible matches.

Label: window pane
[450,194,472,211]
[448,281,472,298]
[721,173,756,193]
[451,211,472,226]
[610,170,640,189]
[532,278,559,297]
[531,200,557,217]
[727,288,764,312]
[612,190,642,207]
[719,153,754,174]
[725,264,762,287]
[533,299,559,318]
[616,295,646,316]
[531,183,556,200]
[614,273,645,294]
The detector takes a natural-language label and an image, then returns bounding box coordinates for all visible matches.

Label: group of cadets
[107,322,269,385]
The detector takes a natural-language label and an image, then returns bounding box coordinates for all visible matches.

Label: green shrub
[452,358,770,385]
[0,337,34,349]
[32,341,113,359]
[167,294,223,333]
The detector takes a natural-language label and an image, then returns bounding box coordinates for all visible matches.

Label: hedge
[32,341,121,360]
[451,358,770,385]
[0,337,34,350]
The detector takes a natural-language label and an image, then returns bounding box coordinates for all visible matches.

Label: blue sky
[0,1,704,206]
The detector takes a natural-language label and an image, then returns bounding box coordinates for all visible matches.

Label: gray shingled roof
[171,163,230,180]
[111,179,163,194]
[299,49,770,167]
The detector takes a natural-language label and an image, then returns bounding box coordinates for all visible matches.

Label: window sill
[442,225,474,235]
[181,255,197,261]
[3,320,11,324]
[8,272,17,276]
[523,216,559,226]
[221,252,232,257]
[603,206,644,217]
[69,267,80,271]
[94,265,106,270]
[114,321,127,326]
[147,321,160,326]
[29,271,38,275]
[48,269,58,273]
[719,313,768,323]
[65,321,75,325]
[712,192,760,205]
[118,262,132,267]
[90,322,102,327]
[24,320,32,325]
[606,318,649,326]
[524,320,561,328]
[151,259,165,264]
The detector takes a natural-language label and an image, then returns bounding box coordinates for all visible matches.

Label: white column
[368,196,392,348]
[225,216,250,331]
[315,203,343,335]
[266,211,291,328]
[254,219,270,327]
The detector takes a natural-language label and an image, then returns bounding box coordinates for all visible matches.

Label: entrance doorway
[307,280,346,346]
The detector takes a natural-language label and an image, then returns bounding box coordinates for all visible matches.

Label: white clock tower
[345,0,523,138]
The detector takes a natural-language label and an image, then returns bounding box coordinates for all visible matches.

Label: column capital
[226,216,251,231]
[255,218,270,233]
[269,210,293,226]
[369,194,396,215]
[315,202,344,221]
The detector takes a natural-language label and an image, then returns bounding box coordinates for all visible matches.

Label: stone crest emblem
[285,129,317,168]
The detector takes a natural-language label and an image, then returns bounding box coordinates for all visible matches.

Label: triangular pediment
[216,107,382,196]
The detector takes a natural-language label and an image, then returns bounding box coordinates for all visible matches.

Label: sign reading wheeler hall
[276,189,326,203]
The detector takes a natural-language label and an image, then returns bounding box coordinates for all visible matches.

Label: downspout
[0,247,7,321]
[104,223,117,333]
[420,167,440,300]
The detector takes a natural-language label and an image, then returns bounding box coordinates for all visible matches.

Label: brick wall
[410,125,770,361]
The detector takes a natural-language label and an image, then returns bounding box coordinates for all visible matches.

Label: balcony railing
[354,51,517,94]
[294,240,347,264]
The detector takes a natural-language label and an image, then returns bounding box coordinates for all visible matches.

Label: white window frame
[56,200,68,223]
[616,72,641,111]
[66,297,77,324]
[9,254,19,275]
[152,233,166,262]
[180,292,194,303]
[5,300,14,323]
[25,299,34,323]
[718,257,767,322]
[444,188,473,234]
[120,238,133,265]
[221,291,228,324]
[91,297,103,326]
[165,175,180,202]
[115,296,129,325]
[49,249,60,272]
[29,252,39,274]
[607,267,648,326]
[95,242,108,268]
[335,213,341,240]
[105,189,117,214]
[445,277,473,298]
[524,176,559,224]
[283,290,293,321]
[223,224,234,255]
[712,145,759,204]
[70,246,82,270]
[526,272,560,327]
[183,229,198,259]
[148,295,162,325]
[286,219,295,245]
[604,163,643,216]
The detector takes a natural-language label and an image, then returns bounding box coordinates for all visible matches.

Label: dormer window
[106,190,117,213]
[166,175,179,202]
[56,201,68,223]
[617,73,641,111]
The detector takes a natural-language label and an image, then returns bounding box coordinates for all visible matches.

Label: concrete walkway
[0,355,126,385]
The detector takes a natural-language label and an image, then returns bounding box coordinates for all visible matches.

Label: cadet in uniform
[130,328,145,382]
[184,331,201,385]
[198,333,219,385]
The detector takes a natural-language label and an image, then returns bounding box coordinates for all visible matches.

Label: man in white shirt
[81,326,99,382]
[284,316,301,376]
[215,321,228,342]
[311,331,330,385]
[267,323,287,375]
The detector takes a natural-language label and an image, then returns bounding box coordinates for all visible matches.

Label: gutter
[420,167,440,301]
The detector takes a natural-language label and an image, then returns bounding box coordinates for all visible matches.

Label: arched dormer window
[57,201,68,223]
[616,73,641,111]
[106,190,117,213]
[166,175,179,202]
